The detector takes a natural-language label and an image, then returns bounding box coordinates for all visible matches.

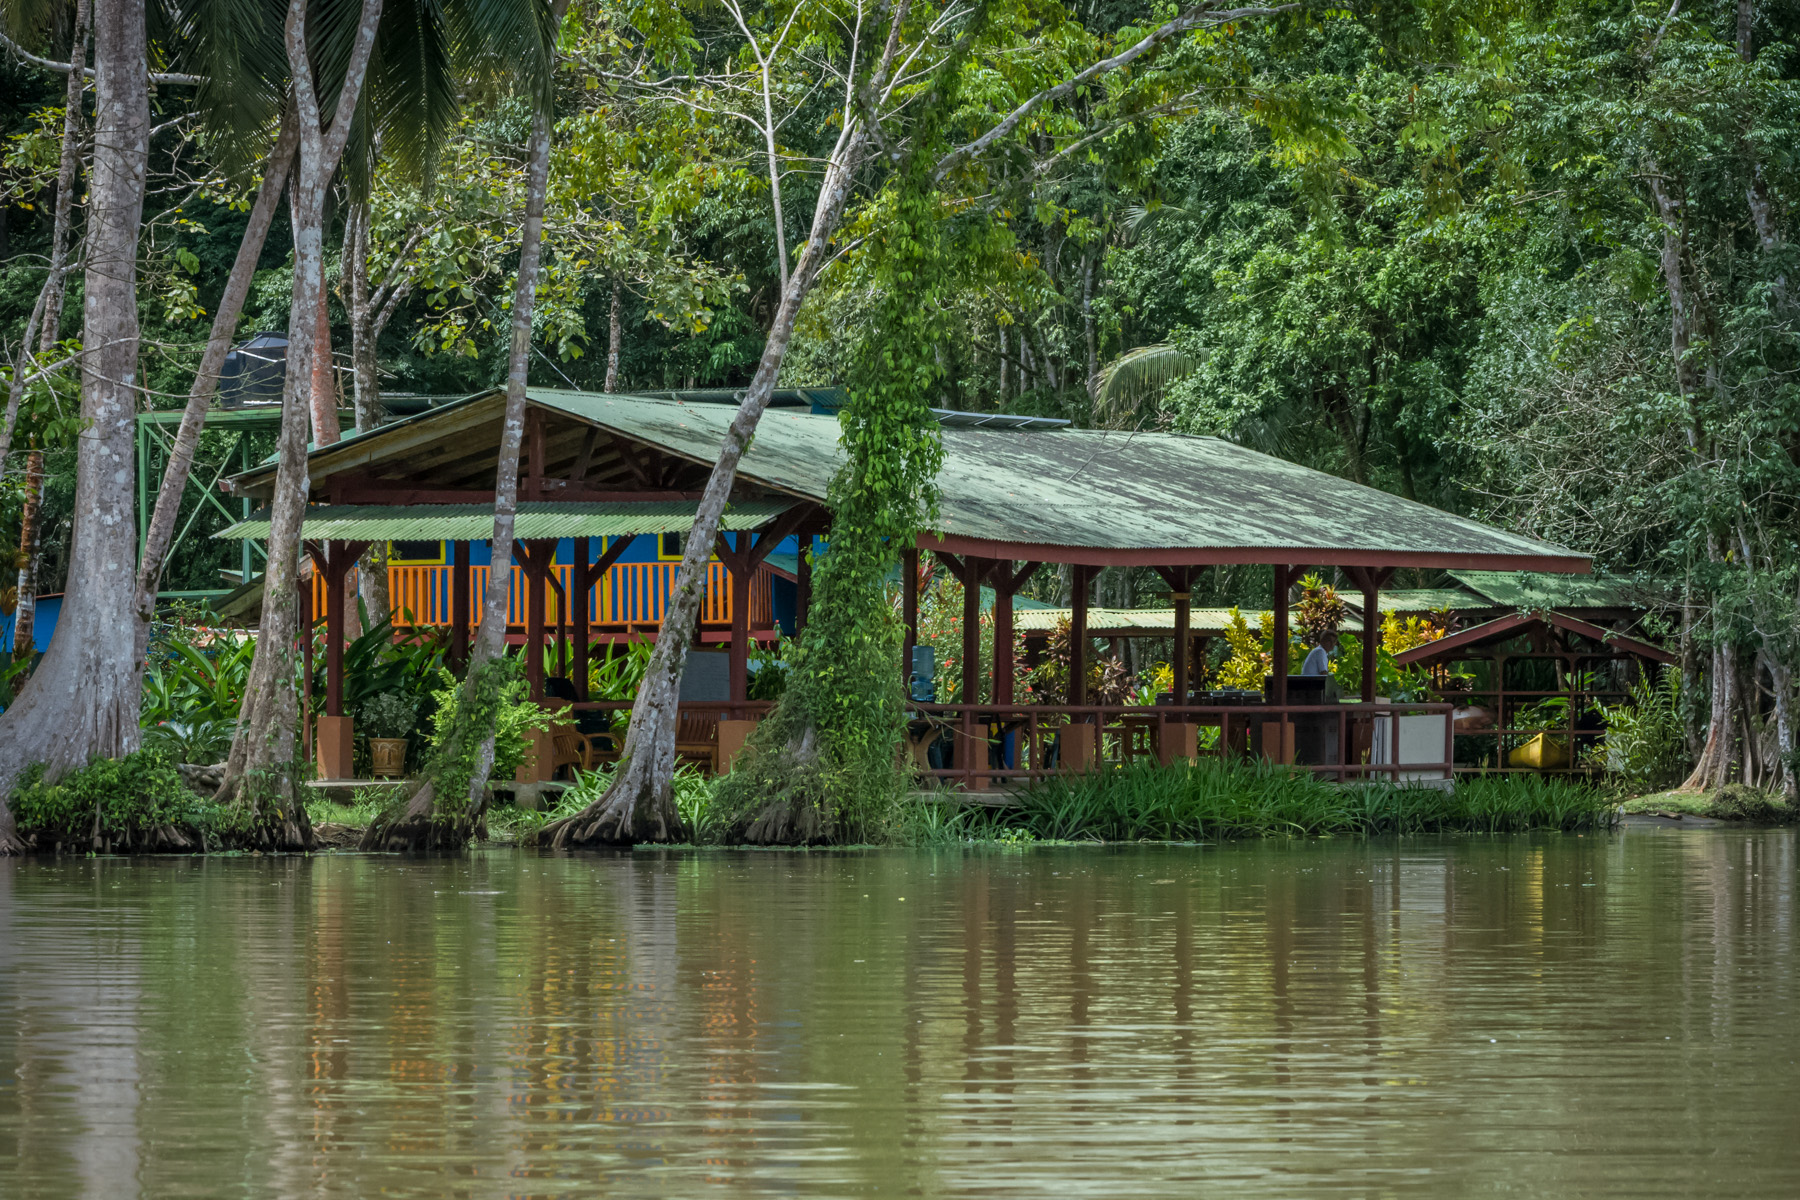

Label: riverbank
[11,749,1740,854]
[302,760,1619,848]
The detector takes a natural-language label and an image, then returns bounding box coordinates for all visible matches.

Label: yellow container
[1508,732,1570,770]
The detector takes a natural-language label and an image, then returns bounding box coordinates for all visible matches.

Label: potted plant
[360,691,418,778]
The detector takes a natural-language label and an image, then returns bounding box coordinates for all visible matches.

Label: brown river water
[1,827,1796,1198]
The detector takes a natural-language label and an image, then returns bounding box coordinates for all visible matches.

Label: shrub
[11,751,220,849]
[1594,670,1687,789]
[1708,783,1790,823]
[141,717,234,764]
[360,691,419,739]
[896,759,1615,844]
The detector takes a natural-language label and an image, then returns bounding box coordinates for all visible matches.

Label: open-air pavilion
[220,388,1590,786]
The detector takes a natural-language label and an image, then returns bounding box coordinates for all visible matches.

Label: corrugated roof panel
[215,500,792,541]
[525,391,1586,565]
[1447,570,1641,610]
[1377,588,1496,612]
[223,390,1591,570]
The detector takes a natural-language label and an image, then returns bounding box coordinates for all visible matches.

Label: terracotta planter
[368,737,409,778]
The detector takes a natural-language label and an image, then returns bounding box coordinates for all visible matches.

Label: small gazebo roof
[225,390,1591,573]
[1391,610,1675,666]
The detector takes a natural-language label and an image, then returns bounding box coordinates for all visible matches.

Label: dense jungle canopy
[0,0,1796,822]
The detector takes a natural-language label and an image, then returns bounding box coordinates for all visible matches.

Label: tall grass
[911,761,1616,844]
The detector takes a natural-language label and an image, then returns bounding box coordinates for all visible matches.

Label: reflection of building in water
[0,875,142,1199]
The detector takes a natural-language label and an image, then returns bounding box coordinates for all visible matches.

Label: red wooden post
[523,541,549,701]
[729,540,752,703]
[450,540,470,671]
[572,537,590,699]
[1272,564,1293,706]
[993,563,1015,705]
[1070,565,1093,706]
[1169,569,1192,704]
[325,545,347,717]
[300,570,314,761]
[961,557,984,707]
[1362,576,1380,703]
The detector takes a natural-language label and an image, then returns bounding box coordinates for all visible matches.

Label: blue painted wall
[0,594,61,654]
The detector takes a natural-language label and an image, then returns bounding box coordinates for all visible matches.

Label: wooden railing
[901,701,1456,792]
[313,561,772,630]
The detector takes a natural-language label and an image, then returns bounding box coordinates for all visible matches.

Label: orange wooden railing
[312,560,773,630]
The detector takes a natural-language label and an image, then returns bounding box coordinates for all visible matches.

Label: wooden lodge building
[219,388,1592,786]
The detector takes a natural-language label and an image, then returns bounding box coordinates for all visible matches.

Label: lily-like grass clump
[905,761,1615,844]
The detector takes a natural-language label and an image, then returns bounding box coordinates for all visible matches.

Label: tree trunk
[136,109,299,622]
[1767,651,1797,805]
[604,279,621,393]
[539,123,869,849]
[0,279,54,471]
[38,0,91,355]
[1081,247,1098,402]
[1646,169,1705,452]
[11,450,45,654]
[311,282,338,445]
[0,0,149,849]
[363,0,566,852]
[215,0,382,846]
[345,200,386,431]
[1682,640,1739,791]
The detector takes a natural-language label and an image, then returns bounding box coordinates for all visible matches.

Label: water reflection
[0,830,1796,1197]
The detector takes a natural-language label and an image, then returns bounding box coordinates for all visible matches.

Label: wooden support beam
[300,571,314,762]
[572,537,590,699]
[323,543,355,717]
[1156,566,1195,706]
[1272,564,1294,706]
[519,538,556,700]
[570,428,600,484]
[1343,565,1395,702]
[991,561,1039,707]
[961,557,989,706]
[450,540,471,671]
[1070,564,1096,706]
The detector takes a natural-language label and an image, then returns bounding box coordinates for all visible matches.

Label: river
[1,827,1795,1197]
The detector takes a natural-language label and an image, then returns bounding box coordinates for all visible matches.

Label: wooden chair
[674,711,718,773]
[545,702,621,776]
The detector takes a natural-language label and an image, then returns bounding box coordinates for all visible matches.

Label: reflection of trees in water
[4,835,1799,1194]
[0,860,142,1199]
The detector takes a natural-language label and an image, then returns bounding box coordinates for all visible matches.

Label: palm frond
[1096,343,1201,419]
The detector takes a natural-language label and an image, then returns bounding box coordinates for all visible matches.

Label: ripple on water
[0,832,1796,1198]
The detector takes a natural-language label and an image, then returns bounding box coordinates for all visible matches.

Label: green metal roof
[1013,607,1365,636]
[521,391,1587,568]
[215,500,792,541]
[225,390,1589,571]
[1447,570,1640,610]
[1377,588,1498,613]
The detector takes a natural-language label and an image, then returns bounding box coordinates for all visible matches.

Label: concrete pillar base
[315,715,355,781]
[1158,722,1199,766]
[1061,723,1097,772]
[1261,720,1296,765]
[957,725,989,790]
[517,728,556,784]
[717,719,758,774]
